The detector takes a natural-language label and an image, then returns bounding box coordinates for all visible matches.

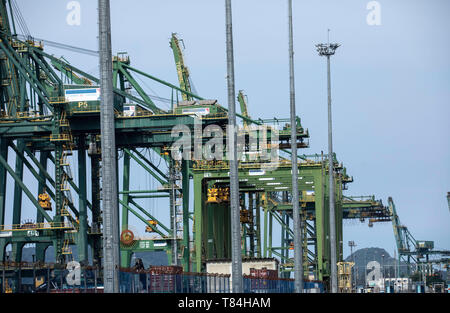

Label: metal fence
[1,262,103,293]
[243,276,294,293]
[119,271,231,293]
[118,271,323,293]
[1,262,323,293]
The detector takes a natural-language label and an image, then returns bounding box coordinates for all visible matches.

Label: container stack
[249,267,278,279]
[149,266,183,293]
[249,267,278,291]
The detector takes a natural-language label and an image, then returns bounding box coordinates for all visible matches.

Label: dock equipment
[0,1,393,292]
[337,262,354,293]
[388,197,449,275]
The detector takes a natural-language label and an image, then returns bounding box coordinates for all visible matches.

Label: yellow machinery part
[4,280,12,293]
[337,262,354,293]
[145,220,158,232]
[218,187,230,202]
[206,187,220,203]
[38,193,50,201]
[38,193,52,210]
[35,276,45,288]
[240,209,252,223]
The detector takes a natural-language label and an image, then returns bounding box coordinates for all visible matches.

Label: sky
[10,0,450,260]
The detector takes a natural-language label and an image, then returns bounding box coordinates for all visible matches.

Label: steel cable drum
[120,229,135,246]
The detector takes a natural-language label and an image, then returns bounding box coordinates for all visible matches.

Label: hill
[345,247,406,286]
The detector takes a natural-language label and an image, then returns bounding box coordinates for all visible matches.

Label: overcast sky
[13,0,450,260]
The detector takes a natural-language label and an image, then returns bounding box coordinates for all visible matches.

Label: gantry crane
[388,197,418,268]
[388,197,450,275]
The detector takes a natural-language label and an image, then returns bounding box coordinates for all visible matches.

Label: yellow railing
[113,55,130,63]
[60,174,69,191]
[12,42,26,51]
[0,221,73,232]
[60,198,70,216]
[48,97,68,104]
[192,158,322,171]
[62,239,72,255]
[50,133,72,142]
[25,40,44,49]
[59,111,69,127]
[15,111,43,119]
[60,151,69,166]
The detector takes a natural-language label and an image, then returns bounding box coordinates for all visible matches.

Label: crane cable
[10,0,30,37]
[10,0,97,56]
[16,34,99,56]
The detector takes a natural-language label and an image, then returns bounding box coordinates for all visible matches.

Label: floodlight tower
[287,0,303,293]
[316,35,340,293]
[99,0,120,293]
[382,254,385,291]
[225,0,243,293]
[348,240,357,291]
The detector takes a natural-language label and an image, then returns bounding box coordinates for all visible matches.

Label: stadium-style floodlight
[317,34,340,293]
[316,43,340,56]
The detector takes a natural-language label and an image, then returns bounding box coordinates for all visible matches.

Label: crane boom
[388,197,418,253]
[170,33,192,103]
[388,197,405,252]
[237,90,250,127]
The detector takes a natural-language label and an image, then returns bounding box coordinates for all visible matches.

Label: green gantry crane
[388,197,450,275]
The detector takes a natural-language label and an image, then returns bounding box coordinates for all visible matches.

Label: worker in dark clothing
[134,258,147,291]
[134,258,145,271]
